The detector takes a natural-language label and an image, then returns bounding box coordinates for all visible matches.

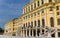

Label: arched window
[23,24,25,28]
[38,20,40,27]
[50,17,54,27]
[31,21,33,27]
[42,19,45,27]
[34,21,36,26]
[26,23,27,27]
[28,22,30,27]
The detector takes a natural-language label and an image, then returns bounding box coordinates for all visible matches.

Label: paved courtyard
[0,35,55,38]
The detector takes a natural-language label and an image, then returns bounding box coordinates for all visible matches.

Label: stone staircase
[2,26,56,38]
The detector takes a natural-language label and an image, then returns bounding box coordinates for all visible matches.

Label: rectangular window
[42,19,45,27]
[50,17,54,27]
[57,19,60,25]
[34,3,36,8]
[57,12,59,15]
[31,14,33,17]
[31,5,33,10]
[28,6,30,11]
[34,12,36,16]
[26,8,27,12]
[38,1,40,6]
[56,6,59,10]
[37,10,40,15]
[50,6,53,11]
[24,24,25,28]
[42,9,44,13]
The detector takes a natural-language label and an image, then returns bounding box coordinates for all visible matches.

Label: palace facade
[4,0,60,38]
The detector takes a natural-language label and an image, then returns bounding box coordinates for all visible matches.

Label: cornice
[22,0,38,9]
[21,2,60,17]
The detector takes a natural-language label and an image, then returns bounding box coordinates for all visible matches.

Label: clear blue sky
[0,0,30,29]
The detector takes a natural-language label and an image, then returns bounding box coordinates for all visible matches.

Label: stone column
[36,21,38,37]
[36,29,37,37]
[48,32,51,38]
[40,29,42,35]
[24,30,25,37]
[48,29,51,38]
